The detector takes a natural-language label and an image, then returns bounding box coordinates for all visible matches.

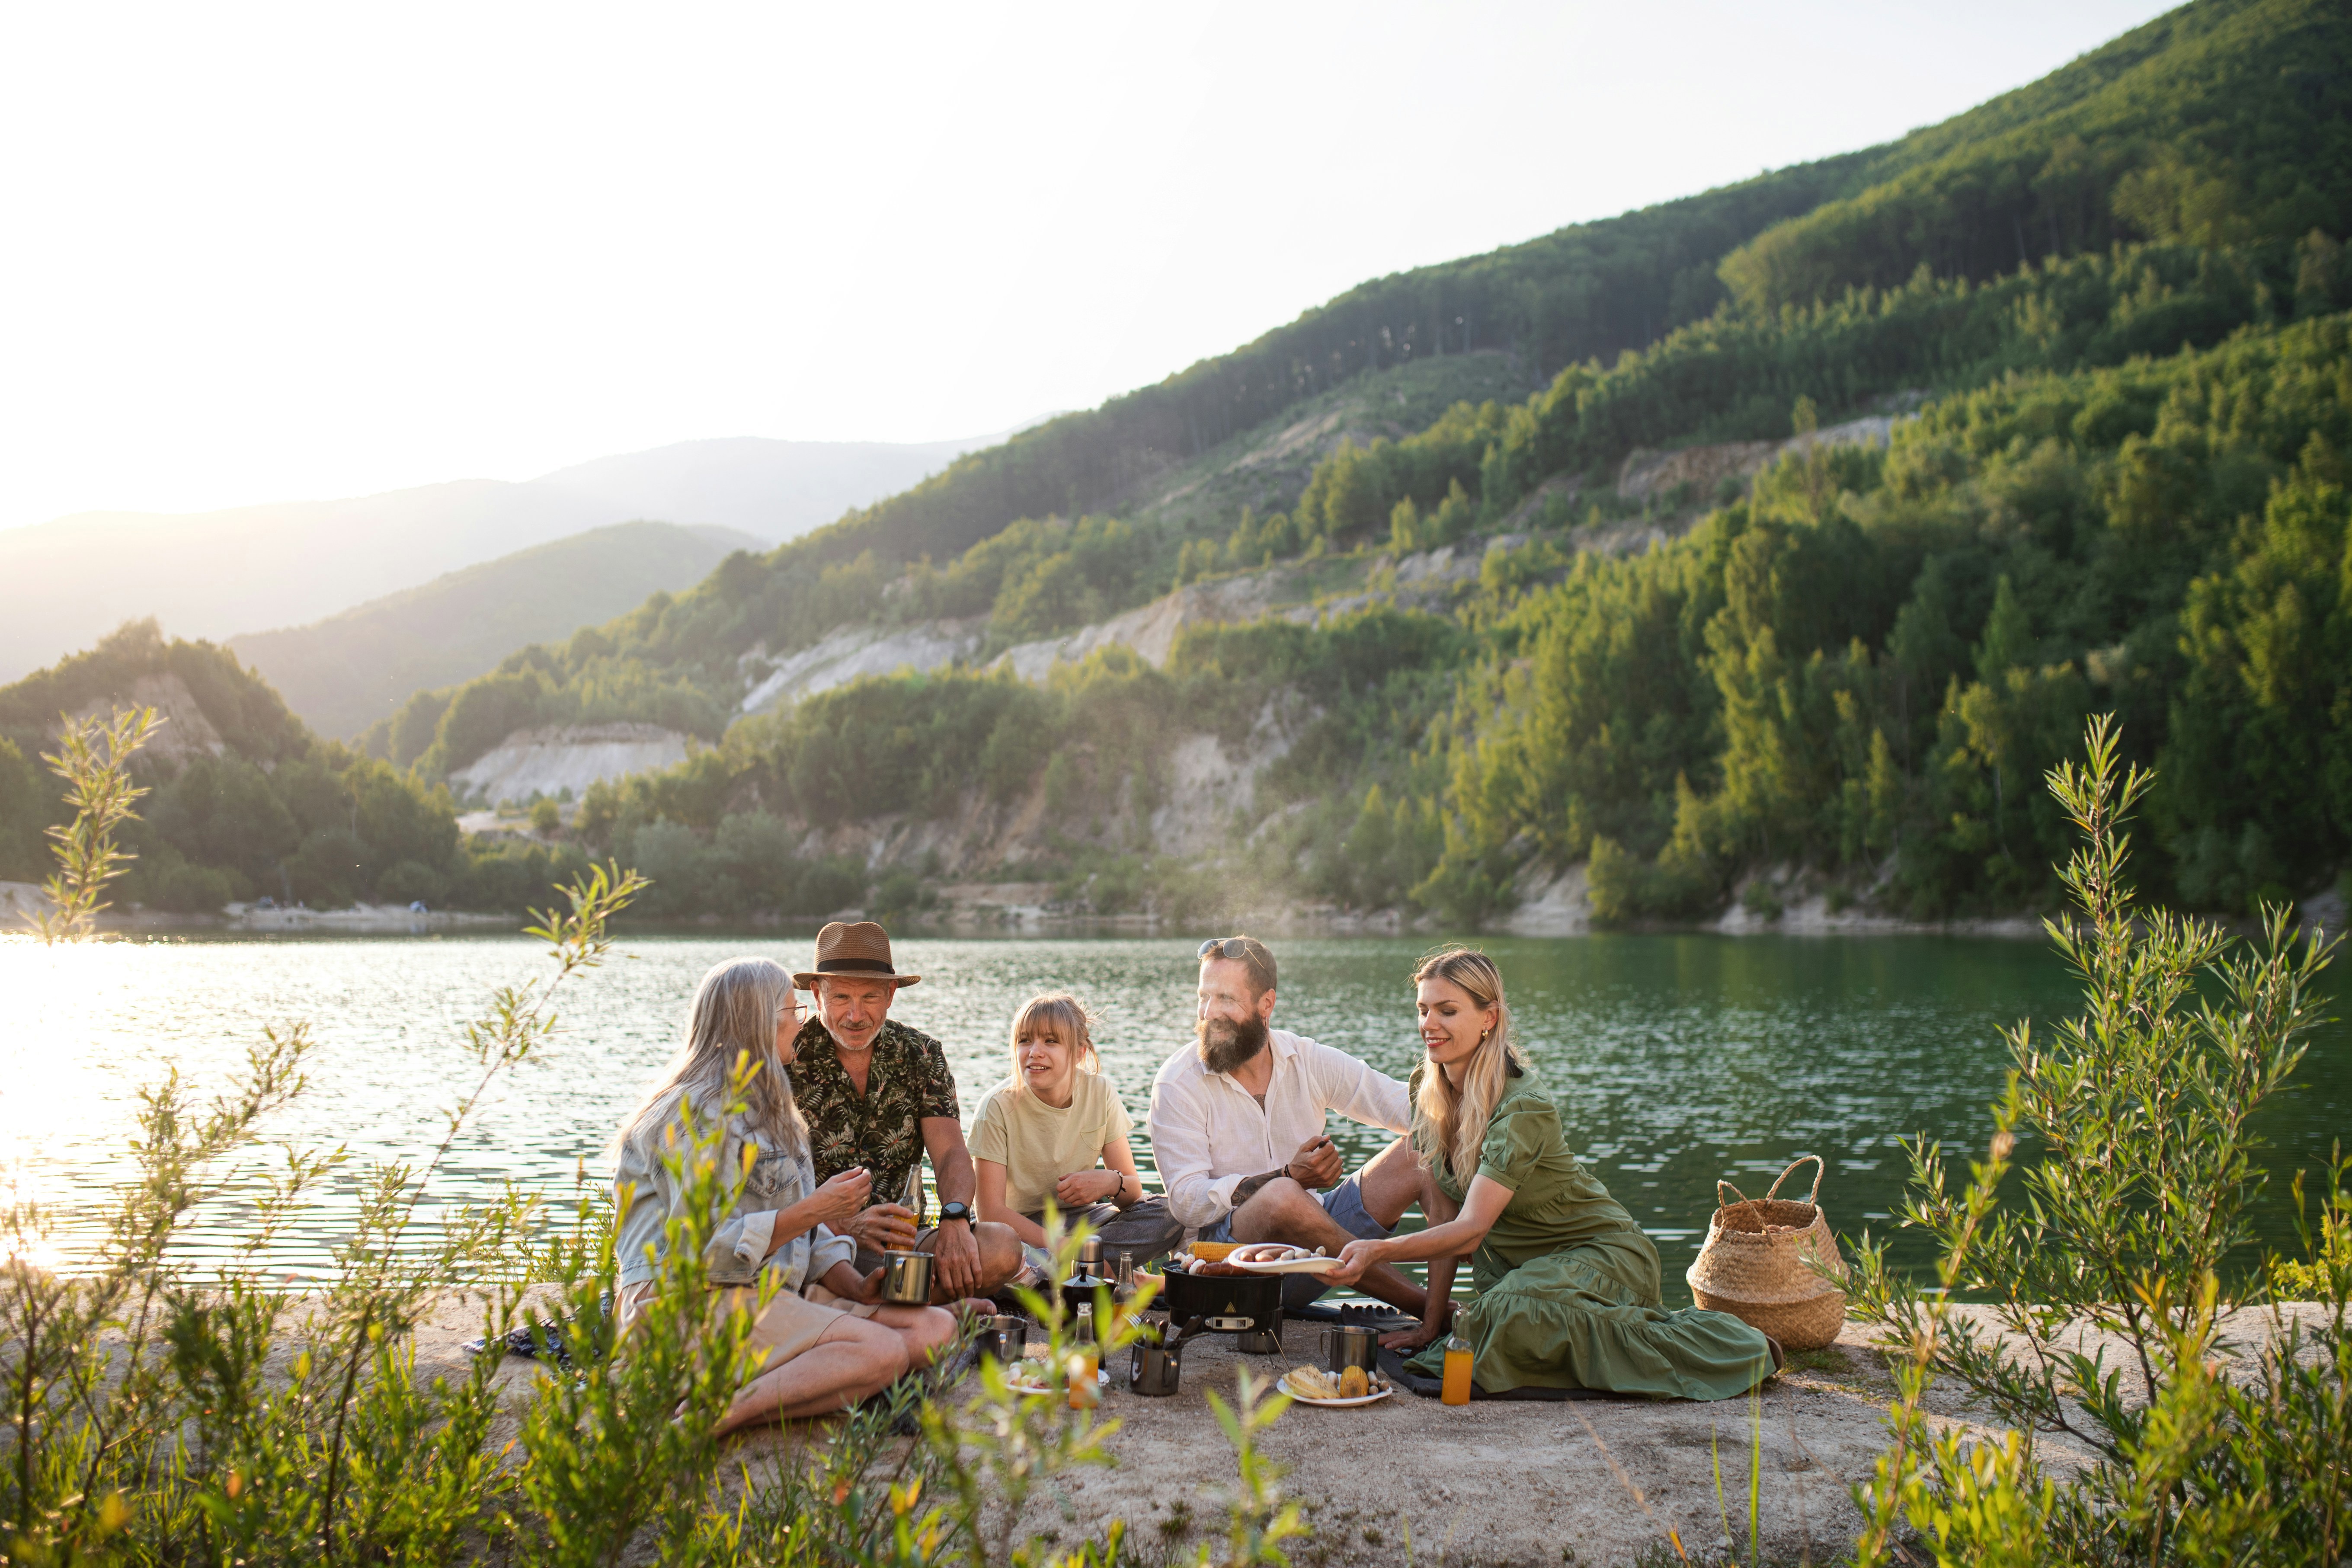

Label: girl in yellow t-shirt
[970,993,1142,1286]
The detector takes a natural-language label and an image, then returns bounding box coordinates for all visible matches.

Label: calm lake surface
[3,929,2343,1300]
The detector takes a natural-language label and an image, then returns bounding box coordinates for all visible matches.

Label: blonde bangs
[1006,992,1098,1094]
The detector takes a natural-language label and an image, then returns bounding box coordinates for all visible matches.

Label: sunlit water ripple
[3,929,2342,1300]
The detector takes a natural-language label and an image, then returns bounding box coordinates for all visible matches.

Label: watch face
[940,1202,970,1222]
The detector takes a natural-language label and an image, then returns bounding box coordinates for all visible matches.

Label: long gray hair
[616,956,808,1164]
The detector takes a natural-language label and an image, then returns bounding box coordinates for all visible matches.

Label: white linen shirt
[1147,1028,1411,1230]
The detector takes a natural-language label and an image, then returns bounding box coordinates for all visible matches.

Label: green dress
[1401,1066,1775,1400]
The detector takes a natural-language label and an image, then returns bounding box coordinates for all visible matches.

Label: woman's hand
[1379,1318,1444,1354]
[1319,1238,1386,1287]
[1053,1168,1121,1207]
[807,1166,871,1228]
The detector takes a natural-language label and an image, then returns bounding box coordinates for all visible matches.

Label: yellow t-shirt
[968,1072,1134,1218]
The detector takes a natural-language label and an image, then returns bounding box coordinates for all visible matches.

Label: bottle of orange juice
[1069,1305,1100,1409]
[1440,1332,1474,1406]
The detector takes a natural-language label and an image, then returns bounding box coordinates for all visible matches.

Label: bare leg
[1353,1138,1424,1229]
[1229,1177,1427,1316]
[914,1220,1025,1301]
[870,1303,959,1368]
[714,1314,907,1436]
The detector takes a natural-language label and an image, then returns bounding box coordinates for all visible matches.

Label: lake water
[3,929,2343,1299]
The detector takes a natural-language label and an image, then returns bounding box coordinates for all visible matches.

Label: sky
[0,0,2178,530]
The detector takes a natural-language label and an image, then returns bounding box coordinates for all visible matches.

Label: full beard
[1196,1012,1269,1077]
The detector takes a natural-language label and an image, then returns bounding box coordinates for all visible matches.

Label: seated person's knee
[1238,1176,1313,1227]
[1232,1175,1326,1241]
[911,1306,957,1355]
[978,1222,1022,1282]
[868,1329,913,1384]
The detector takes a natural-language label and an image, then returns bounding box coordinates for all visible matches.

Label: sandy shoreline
[397,1294,2335,1567]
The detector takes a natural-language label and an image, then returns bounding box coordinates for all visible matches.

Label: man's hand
[1229,1137,1340,1209]
[850,1265,887,1304]
[1053,1169,1121,1207]
[808,1166,872,1228]
[931,1219,982,1297]
[842,1202,920,1253]
[1286,1135,1344,1191]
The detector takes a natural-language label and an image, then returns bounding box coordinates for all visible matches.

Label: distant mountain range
[0,432,997,683]
[228,520,759,740]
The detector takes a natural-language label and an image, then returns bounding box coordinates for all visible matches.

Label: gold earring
[1479,1028,1490,1043]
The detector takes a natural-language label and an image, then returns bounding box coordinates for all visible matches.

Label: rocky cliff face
[450,722,691,805]
[1614,413,1907,504]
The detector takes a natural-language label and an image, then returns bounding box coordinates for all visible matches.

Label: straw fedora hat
[793,921,921,989]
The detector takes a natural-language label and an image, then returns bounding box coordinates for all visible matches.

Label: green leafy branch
[27,704,163,943]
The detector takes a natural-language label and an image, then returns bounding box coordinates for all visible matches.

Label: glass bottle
[1440,1332,1474,1406]
[1112,1251,1136,1336]
[1069,1305,1100,1409]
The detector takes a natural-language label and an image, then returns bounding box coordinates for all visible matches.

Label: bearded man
[1146,934,1430,1317]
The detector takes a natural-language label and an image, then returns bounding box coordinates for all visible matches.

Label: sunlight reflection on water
[2,929,2341,1299]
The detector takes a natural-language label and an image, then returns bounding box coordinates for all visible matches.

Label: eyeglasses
[1197,936,1267,962]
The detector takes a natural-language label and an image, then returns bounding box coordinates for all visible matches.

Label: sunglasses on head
[1197,936,1266,962]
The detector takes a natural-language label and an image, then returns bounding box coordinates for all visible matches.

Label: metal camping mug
[973,1314,1025,1366]
[880,1249,934,1306]
[1129,1316,1200,1396]
[1321,1324,1379,1375]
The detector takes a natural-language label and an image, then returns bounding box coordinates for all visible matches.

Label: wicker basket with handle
[1685,1155,1848,1351]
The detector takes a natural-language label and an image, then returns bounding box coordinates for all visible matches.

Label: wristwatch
[937,1201,972,1226]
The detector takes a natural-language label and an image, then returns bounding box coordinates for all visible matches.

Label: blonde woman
[613,957,957,1434]
[1322,948,1780,1400]
[970,994,1143,1284]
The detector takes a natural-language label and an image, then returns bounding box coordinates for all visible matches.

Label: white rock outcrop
[1616,413,1909,505]
[450,722,691,804]
[993,572,1304,681]
[738,618,986,715]
[64,672,226,764]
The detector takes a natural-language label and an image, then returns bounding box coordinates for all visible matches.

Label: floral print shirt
[787,1017,963,1219]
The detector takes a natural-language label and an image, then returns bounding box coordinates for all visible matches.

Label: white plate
[1004,1368,1111,1396]
[1231,1255,1340,1275]
[1280,1382,1394,1408]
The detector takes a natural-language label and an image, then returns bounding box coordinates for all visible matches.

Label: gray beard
[1197,1013,1268,1077]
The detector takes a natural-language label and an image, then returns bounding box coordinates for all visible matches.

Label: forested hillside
[0,624,583,914]
[9,0,2349,929]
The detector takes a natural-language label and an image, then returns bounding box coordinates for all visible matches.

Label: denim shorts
[1201,1172,1388,1308]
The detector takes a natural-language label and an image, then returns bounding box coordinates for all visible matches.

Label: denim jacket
[612,1113,858,1292]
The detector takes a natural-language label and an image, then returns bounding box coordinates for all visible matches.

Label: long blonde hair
[1410,948,1523,1184]
[616,956,808,1164]
[1006,993,1100,1096]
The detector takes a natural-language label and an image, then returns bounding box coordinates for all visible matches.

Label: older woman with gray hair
[613,957,957,1434]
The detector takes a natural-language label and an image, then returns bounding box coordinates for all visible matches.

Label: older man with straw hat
[786,921,1022,1304]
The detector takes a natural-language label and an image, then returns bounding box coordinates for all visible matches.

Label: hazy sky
[2,1,2175,529]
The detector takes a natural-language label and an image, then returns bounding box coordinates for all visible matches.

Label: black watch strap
[938,1201,972,1225]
